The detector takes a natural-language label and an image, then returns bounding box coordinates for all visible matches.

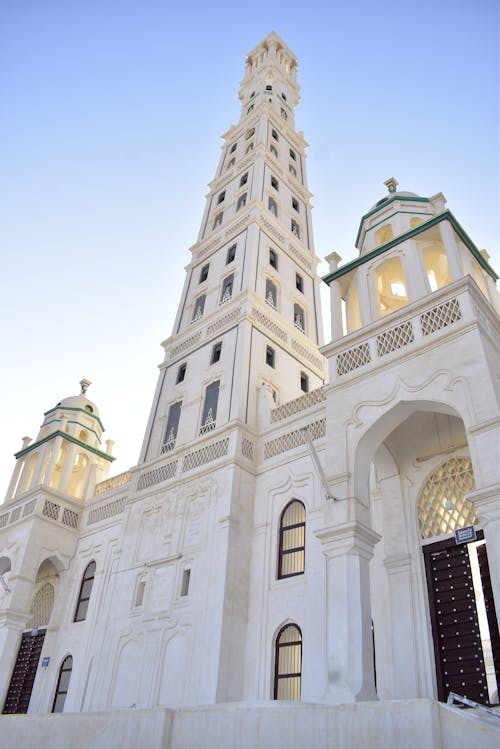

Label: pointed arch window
[52,655,73,713]
[293,304,305,332]
[274,624,302,700]
[74,561,96,622]
[278,500,305,578]
[200,380,220,435]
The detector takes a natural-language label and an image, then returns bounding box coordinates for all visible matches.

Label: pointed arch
[278,500,305,579]
[273,623,302,700]
[74,560,96,622]
[52,655,73,713]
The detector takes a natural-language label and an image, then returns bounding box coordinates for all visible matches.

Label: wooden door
[2,629,46,714]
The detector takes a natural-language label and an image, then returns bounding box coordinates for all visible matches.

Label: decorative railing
[95,471,132,496]
[271,387,326,423]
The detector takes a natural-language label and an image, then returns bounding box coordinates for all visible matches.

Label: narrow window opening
[211,342,222,364]
[236,193,247,211]
[227,158,235,170]
[74,561,96,622]
[292,197,299,212]
[271,176,279,191]
[246,143,254,153]
[200,380,220,434]
[300,372,309,393]
[266,280,277,309]
[135,581,146,607]
[289,164,297,177]
[246,128,255,140]
[269,249,278,269]
[52,655,73,713]
[268,197,278,217]
[294,304,305,332]
[213,212,223,229]
[270,145,278,158]
[266,84,273,91]
[162,401,182,453]
[192,294,206,322]
[281,108,287,121]
[220,274,234,303]
[229,143,237,153]
[199,264,209,283]
[247,104,254,114]
[176,363,187,383]
[278,500,305,578]
[291,219,300,238]
[180,568,191,597]
[217,191,225,204]
[281,92,287,101]
[266,346,275,368]
[240,172,248,187]
[226,244,236,264]
[289,149,296,161]
[295,273,303,292]
[272,129,279,141]
[274,625,302,701]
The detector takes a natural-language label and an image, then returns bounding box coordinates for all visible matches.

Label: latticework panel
[22,499,36,517]
[182,437,230,472]
[170,332,203,358]
[264,419,326,459]
[420,297,461,337]
[29,583,55,628]
[241,438,255,460]
[9,507,22,523]
[137,461,178,490]
[252,308,288,342]
[376,320,415,357]
[418,457,477,538]
[42,500,61,521]
[336,342,371,376]
[88,497,125,525]
[206,307,241,336]
[95,471,131,496]
[61,508,79,529]
[291,339,324,370]
[0,513,8,528]
[271,387,326,422]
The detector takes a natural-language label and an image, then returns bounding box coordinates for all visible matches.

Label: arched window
[52,655,73,713]
[374,257,408,316]
[274,624,302,700]
[278,500,305,578]
[417,457,477,538]
[74,561,96,622]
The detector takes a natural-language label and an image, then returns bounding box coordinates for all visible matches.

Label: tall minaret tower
[141,31,326,461]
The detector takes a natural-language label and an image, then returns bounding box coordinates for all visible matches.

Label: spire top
[384,177,399,194]
[80,378,92,395]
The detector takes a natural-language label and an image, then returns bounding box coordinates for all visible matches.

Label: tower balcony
[321,276,498,384]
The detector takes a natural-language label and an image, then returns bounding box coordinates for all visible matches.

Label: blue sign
[41,657,50,668]
[455,525,476,544]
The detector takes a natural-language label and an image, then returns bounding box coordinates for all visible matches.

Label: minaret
[5,380,115,502]
[141,31,326,462]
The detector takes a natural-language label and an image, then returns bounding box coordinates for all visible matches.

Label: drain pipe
[301,427,338,501]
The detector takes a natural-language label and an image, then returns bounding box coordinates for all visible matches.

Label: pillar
[315,520,380,703]
[325,252,343,340]
[438,220,463,281]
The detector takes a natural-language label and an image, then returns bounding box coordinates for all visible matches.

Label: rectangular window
[271,176,279,190]
[289,164,297,177]
[230,143,237,153]
[269,249,278,269]
[163,401,182,451]
[211,341,222,364]
[239,172,248,187]
[268,197,278,217]
[236,193,247,211]
[213,212,223,229]
[266,346,275,368]
[272,129,279,141]
[291,219,300,238]
[289,148,296,160]
[292,197,299,212]
[201,380,220,434]
[226,244,236,264]
[217,191,226,204]
[295,273,303,293]
[270,145,278,158]
[192,294,206,322]
[265,279,277,309]
[176,363,187,383]
[220,274,234,303]
[300,372,309,393]
[180,568,191,597]
[199,264,209,283]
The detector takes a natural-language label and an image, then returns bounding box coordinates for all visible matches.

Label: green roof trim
[323,211,498,285]
[355,195,430,247]
[43,405,105,432]
[15,431,115,462]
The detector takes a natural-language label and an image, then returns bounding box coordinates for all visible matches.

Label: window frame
[271,176,279,191]
[300,372,309,393]
[295,273,304,293]
[239,172,248,187]
[52,655,73,713]
[176,363,187,384]
[277,500,306,579]
[269,248,278,270]
[266,345,275,368]
[236,192,247,211]
[73,561,96,622]
[199,264,209,283]
[274,624,302,701]
[211,341,222,364]
[192,294,206,322]
[220,273,234,304]
[226,244,236,264]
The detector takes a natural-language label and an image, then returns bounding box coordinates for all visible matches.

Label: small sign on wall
[41,657,50,668]
[454,525,476,545]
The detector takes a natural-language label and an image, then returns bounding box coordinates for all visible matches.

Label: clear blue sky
[1,0,498,498]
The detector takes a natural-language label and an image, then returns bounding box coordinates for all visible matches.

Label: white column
[58,442,78,494]
[438,220,463,280]
[30,442,50,488]
[469,485,500,622]
[316,520,380,703]
[401,241,429,300]
[324,252,343,340]
[42,435,63,485]
[357,268,373,325]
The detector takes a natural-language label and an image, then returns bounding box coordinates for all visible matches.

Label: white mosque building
[1,32,499,749]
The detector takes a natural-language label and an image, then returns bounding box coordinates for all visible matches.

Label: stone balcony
[0,488,81,532]
[322,276,498,384]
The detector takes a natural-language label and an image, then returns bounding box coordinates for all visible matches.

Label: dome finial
[79,379,92,395]
[384,177,399,194]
